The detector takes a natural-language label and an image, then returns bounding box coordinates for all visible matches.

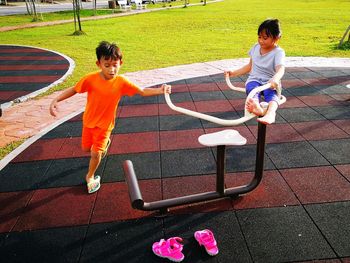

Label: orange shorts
[82,126,111,153]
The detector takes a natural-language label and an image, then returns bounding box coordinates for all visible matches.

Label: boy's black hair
[258,19,281,38]
[96,41,123,61]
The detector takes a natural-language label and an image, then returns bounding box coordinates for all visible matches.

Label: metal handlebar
[165,76,286,126]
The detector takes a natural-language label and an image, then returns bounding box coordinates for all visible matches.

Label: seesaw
[123,76,286,212]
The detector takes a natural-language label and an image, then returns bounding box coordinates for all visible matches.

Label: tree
[25,0,41,21]
[72,0,85,35]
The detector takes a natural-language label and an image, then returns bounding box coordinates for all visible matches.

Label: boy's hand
[49,100,58,117]
[224,71,231,77]
[161,84,171,94]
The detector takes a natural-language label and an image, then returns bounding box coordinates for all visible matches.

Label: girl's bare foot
[257,112,276,124]
[246,98,264,116]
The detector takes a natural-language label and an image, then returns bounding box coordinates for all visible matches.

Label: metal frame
[123,122,267,212]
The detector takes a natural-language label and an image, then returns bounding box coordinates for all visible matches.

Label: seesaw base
[123,123,267,212]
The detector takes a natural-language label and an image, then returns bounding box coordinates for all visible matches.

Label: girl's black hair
[96,41,123,61]
[258,19,281,38]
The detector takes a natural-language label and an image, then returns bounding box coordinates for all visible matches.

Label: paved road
[0,1,109,16]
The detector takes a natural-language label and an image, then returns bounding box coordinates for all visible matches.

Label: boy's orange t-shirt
[74,71,141,131]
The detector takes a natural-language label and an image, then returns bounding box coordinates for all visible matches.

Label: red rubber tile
[279,96,307,109]
[14,186,95,231]
[13,138,66,162]
[229,98,246,111]
[230,170,300,210]
[160,129,204,151]
[188,82,220,92]
[0,91,28,100]
[0,56,64,61]
[303,78,336,86]
[0,191,33,233]
[162,174,233,213]
[0,75,61,83]
[0,48,48,53]
[335,164,350,181]
[330,94,350,104]
[248,123,304,144]
[332,119,350,135]
[194,99,234,113]
[217,81,245,91]
[282,79,307,88]
[91,180,161,223]
[159,101,196,116]
[55,137,90,159]
[290,120,348,141]
[119,104,158,118]
[280,166,350,204]
[0,65,68,70]
[298,95,343,107]
[204,126,256,145]
[171,83,189,93]
[109,132,159,154]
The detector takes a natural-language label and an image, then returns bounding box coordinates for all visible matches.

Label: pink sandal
[194,229,219,256]
[152,237,184,262]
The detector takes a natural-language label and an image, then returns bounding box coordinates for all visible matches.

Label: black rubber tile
[316,84,350,95]
[0,70,68,77]
[80,218,163,263]
[284,86,323,96]
[42,121,82,139]
[121,94,158,105]
[0,160,52,192]
[315,70,350,78]
[159,114,203,131]
[113,116,159,134]
[0,83,51,91]
[161,148,216,177]
[313,105,350,120]
[158,91,192,104]
[0,225,87,263]
[237,206,336,262]
[278,107,326,122]
[310,139,350,165]
[164,212,252,262]
[306,201,350,257]
[0,60,68,65]
[225,145,276,172]
[0,233,5,248]
[185,75,215,84]
[39,157,91,188]
[265,141,330,169]
[290,71,323,79]
[191,91,227,102]
[103,152,161,182]
[169,79,187,85]
[222,89,247,99]
[199,111,241,129]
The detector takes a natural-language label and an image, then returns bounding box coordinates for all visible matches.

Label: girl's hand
[269,78,279,90]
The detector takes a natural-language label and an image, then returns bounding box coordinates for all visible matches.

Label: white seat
[117,0,131,10]
[134,0,147,9]
[198,129,247,147]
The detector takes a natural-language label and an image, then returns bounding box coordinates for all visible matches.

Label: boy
[50,41,171,194]
[225,19,285,124]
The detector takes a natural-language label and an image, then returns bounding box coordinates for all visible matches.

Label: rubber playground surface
[0,54,350,262]
[0,45,73,110]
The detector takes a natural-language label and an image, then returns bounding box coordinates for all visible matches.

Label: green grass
[1,0,348,92]
[0,1,201,28]
[0,0,349,158]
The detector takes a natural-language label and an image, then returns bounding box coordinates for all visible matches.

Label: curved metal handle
[164,76,286,126]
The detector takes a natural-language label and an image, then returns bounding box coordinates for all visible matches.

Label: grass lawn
[0,0,349,158]
[0,0,349,91]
